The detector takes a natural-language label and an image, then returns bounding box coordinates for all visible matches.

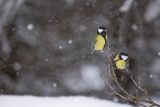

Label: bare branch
[0,0,25,60]
[104,43,160,107]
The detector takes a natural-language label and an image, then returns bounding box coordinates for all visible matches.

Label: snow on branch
[119,0,134,12]
[144,0,160,22]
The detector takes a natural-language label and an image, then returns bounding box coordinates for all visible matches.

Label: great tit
[114,52,129,70]
[113,52,131,91]
[91,26,108,54]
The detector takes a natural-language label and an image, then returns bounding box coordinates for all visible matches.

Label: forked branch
[105,45,160,107]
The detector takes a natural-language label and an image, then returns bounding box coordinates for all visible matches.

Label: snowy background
[0,96,132,107]
[0,0,160,106]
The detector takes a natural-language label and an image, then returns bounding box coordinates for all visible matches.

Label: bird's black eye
[120,52,128,56]
[101,31,106,37]
[97,26,107,37]
[97,30,106,37]
[98,26,106,30]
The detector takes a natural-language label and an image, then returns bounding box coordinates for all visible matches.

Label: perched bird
[114,52,129,70]
[113,52,131,93]
[91,26,108,54]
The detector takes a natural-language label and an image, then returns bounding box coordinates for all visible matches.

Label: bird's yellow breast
[94,35,106,51]
[116,60,126,70]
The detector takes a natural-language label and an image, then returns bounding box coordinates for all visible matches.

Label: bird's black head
[97,26,107,37]
[119,52,128,61]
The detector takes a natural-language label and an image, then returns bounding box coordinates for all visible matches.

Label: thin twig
[126,69,149,96]
[107,48,139,100]
[105,42,160,107]
[105,77,147,107]
[105,79,129,100]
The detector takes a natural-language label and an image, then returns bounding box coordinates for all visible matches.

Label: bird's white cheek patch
[121,55,128,60]
[98,29,103,33]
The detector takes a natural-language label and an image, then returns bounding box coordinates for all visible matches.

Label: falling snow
[79,25,87,32]
[68,40,73,44]
[59,45,62,50]
[13,62,21,71]
[52,83,57,87]
[131,24,138,31]
[0,0,160,106]
[45,58,49,62]
[27,24,34,30]
[158,52,160,56]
